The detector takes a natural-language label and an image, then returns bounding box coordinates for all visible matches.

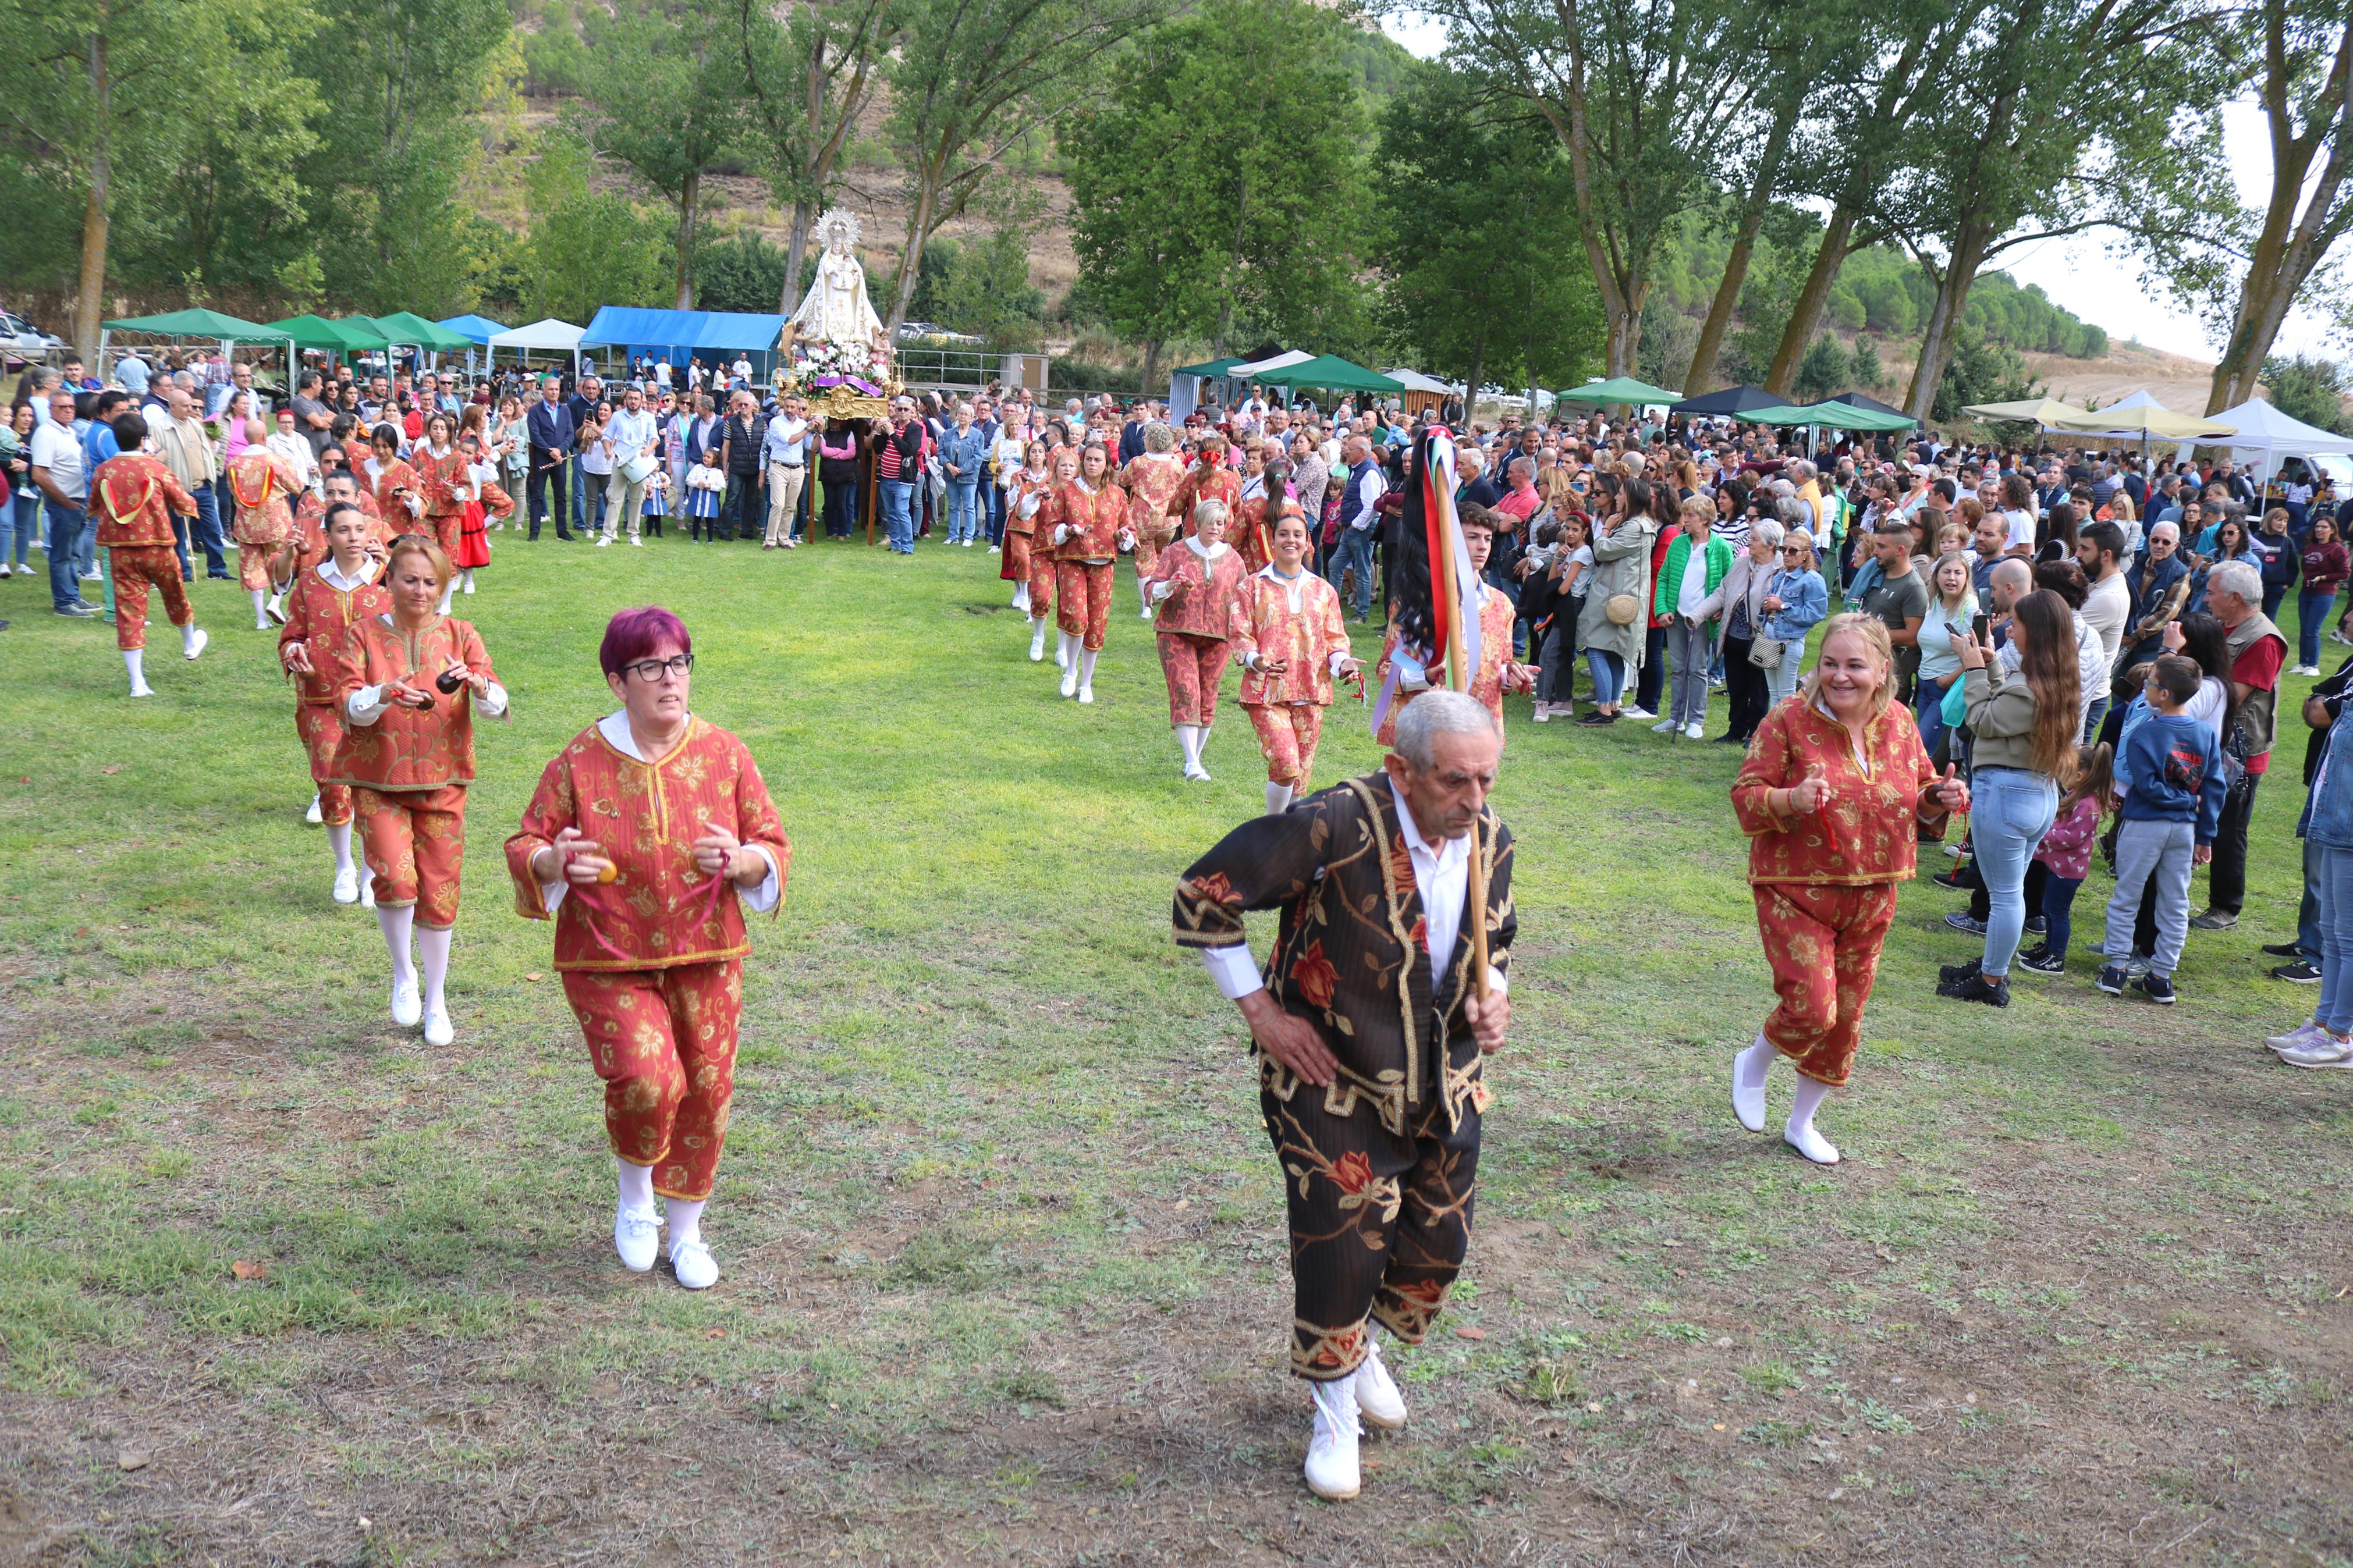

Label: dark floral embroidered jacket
[1174,773,1516,1136]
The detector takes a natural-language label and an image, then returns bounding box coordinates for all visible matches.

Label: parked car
[895,321,986,348]
[0,310,63,354]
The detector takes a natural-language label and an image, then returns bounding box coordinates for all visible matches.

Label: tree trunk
[1212,175,1248,357]
[2206,10,2353,413]
[782,200,814,314]
[1765,207,1861,396]
[887,168,939,335]
[74,27,112,366]
[1686,95,1799,395]
[1140,336,1162,396]
[1903,221,1992,421]
[674,170,700,311]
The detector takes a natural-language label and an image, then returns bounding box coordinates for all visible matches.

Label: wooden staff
[1429,456,1492,1000]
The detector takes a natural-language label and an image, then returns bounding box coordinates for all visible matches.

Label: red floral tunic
[90,454,196,549]
[504,717,793,972]
[1230,490,1304,577]
[1169,463,1243,536]
[1005,468,1053,538]
[1731,696,1949,886]
[358,457,425,532]
[1233,567,1353,707]
[326,614,501,790]
[1122,453,1186,549]
[1053,478,1129,561]
[1375,588,1517,745]
[409,444,467,521]
[1147,539,1248,639]
[280,561,390,706]
[226,450,303,547]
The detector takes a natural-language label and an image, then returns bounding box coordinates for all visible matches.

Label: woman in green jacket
[1654,495,1734,739]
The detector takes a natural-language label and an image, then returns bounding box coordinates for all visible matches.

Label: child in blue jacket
[2098,655,2227,1004]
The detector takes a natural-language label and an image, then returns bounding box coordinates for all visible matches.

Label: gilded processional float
[775,208,902,419]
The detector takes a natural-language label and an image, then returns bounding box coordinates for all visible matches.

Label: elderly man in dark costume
[1172,688,1514,1501]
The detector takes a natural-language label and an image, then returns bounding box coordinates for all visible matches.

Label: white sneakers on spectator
[2279,1031,2353,1069]
[1651,718,1676,734]
[2268,1019,2327,1053]
[1684,721,1705,740]
[1304,1375,1361,1499]
[614,1204,661,1272]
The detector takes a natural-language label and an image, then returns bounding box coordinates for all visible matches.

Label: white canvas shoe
[614,1204,660,1272]
[423,1004,453,1047]
[391,976,422,1027]
[1784,1120,1841,1166]
[1077,683,1094,704]
[1061,663,1080,698]
[332,865,360,905]
[182,628,208,661]
[1028,624,1047,662]
[1354,1341,1407,1430]
[1304,1377,1361,1499]
[1732,1038,1768,1133]
[670,1237,719,1289]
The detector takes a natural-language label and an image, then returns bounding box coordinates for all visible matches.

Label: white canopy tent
[487,318,587,372]
[1231,349,1315,380]
[2205,397,2353,481]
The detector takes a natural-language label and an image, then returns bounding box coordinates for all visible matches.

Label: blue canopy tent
[435,314,509,377]
[579,307,790,381]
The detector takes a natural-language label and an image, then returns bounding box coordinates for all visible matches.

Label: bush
[1792,335,1851,402]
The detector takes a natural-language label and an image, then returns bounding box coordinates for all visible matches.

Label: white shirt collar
[1185,535,1229,561]
[599,709,693,762]
[318,556,379,589]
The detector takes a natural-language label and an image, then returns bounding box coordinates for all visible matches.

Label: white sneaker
[2280,1033,2353,1069]
[1061,663,1080,698]
[1784,1119,1841,1166]
[1028,627,1047,662]
[670,1237,719,1289]
[423,1004,453,1047]
[1078,684,1094,704]
[332,865,360,904]
[630,537,643,547]
[1140,605,1155,618]
[2292,664,2321,677]
[391,976,422,1027]
[1623,706,1655,720]
[183,628,208,661]
[128,680,155,699]
[1650,719,1676,734]
[614,1204,661,1272]
[2267,1019,2327,1053]
[1684,721,1705,740]
[596,536,612,547]
[1304,1378,1361,1499]
[462,578,475,593]
[304,794,324,825]
[1733,1038,1767,1132]
[1532,705,1551,723]
[1354,1341,1407,1430]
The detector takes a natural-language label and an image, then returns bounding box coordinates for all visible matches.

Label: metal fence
[896,348,1000,392]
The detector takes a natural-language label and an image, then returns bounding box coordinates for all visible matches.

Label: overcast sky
[1377,16,2333,368]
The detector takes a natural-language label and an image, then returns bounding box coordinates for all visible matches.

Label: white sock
[327,822,354,874]
[1013,583,1030,611]
[436,586,455,615]
[1029,618,1047,655]
[617,1158,655,1213]
[250,587,268,625]
[378,904,416,988]
[123,649,148,692]
[1079,649,1098,688]
[666,1196,705,1249]
[1177,724,1202,770]
[460,568,475,592]
[1737,1034,1776,1091]
[417,925,452,1018]
[1058,630,1078,669]
[1787,1076,1831,1144]
[1267,781,1294,815]
[180,621,201,656]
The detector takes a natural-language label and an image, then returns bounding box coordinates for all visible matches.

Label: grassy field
[0,529,2347,1567]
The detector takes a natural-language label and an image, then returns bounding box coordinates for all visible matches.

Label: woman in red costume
[1047,442,1133,704]
[1233,510,1363,815]
[279,502,391,902]
[1145,497,1248,780]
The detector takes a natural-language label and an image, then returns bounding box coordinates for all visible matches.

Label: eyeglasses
[620,653,694,682]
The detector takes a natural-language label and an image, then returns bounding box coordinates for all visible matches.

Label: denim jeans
[2081,695,2109,745]
[45,499,86,610]
[4,488,31,566]
[946,481,980,544]
[1585,648,1626,706]
[1330,525,1376,618]
[2314,842,2353,1032]
[569,454,587,527]
[1973,766,2060,978]
[1915,674,1954,758]
[985,483,1006,545]
[879,479,915,552]
[183,485,228,576]
[1763,648,1806,706]
[2299,587,2338,668]
[2043,873,2085,959]
[2299,832,2322,959]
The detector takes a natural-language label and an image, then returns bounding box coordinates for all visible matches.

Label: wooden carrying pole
[1428,464,1492,1000]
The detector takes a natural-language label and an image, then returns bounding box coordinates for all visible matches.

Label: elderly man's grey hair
[1777,498,1812,531]
[2149,520,2180,541]
[1394,689,1500,769]
[1790,459,1816,481]
[2207,559,2263,608]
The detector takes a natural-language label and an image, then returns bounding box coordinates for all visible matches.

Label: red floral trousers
[1156,631,1230,727]
[356,783,467,927]
[563,959,742,1201]
[107,546,191,652]
[1055,560,1114,651]
[1246,702,1326,787]
[296,703,354,825]
[1751,881,1898,1086]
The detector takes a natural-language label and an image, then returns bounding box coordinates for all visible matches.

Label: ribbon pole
[1425,430,1490,1001]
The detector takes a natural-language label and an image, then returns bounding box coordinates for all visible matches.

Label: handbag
[1748,635,1784,670]
[1603,592,1641,626]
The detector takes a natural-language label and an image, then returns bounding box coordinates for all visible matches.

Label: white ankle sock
[417,925,452,1017]
[1737,1034,1776,1091]
[1787,1077,1831,1143]
[665,1196,705,1249]
[123,649,148,692]
[180,621,201,656]
[327,822,354,874]
[1177,724,1201,770]
[1079,649,1098,688]
[378,904,416,987]
[250,587,268,625]
[617,1157,654,1213]
[1266,781,1294,815]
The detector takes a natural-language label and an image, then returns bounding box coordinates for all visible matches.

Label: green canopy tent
[101,308,296,392]
[1742,401,1918,432]
[266,313,388,362]
[1250,355,1404,395]
[1171,355,1248,379]
[377,311,474,354]
[1555,375,1683,407]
